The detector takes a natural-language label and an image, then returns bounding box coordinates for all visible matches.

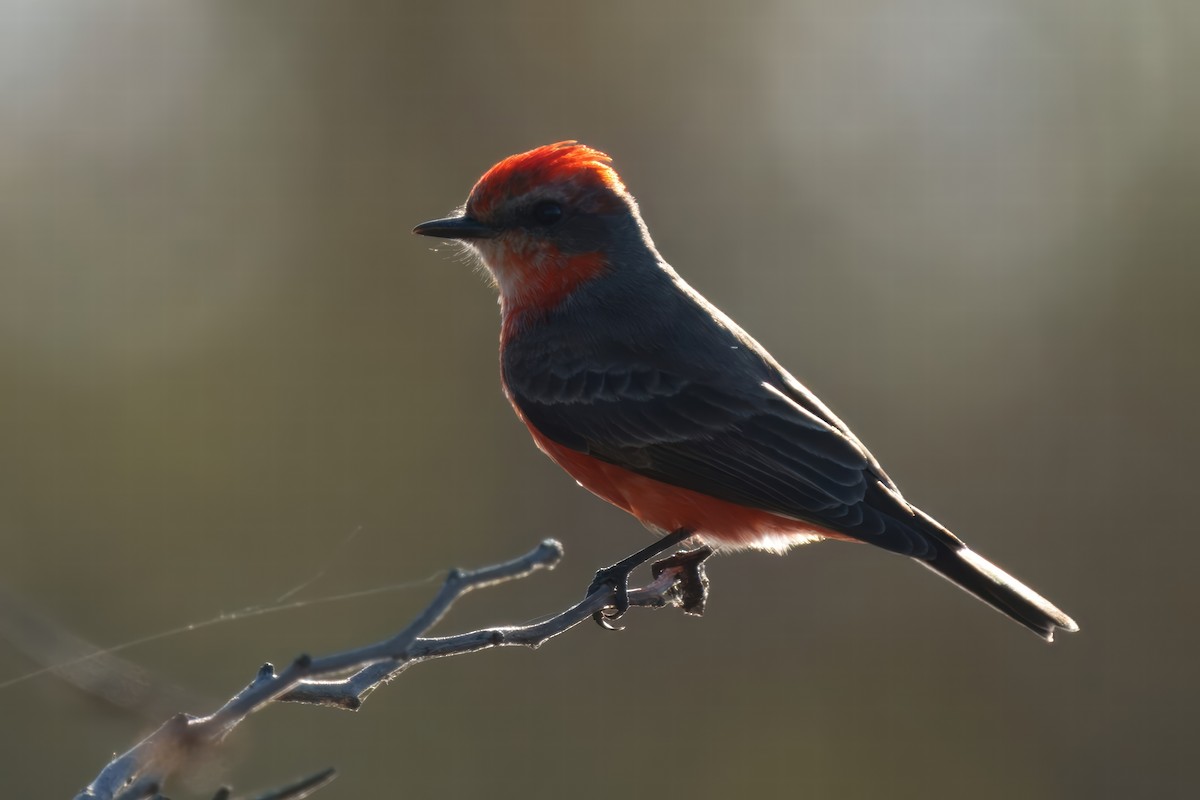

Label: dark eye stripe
[531,200,564,226]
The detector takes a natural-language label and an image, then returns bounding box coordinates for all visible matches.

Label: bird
[413,141,1079,641]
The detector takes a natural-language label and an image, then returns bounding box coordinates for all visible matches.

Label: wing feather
[500,271,938,555]
[506,356,920,543]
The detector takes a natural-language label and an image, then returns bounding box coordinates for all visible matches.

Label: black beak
[412,215,498,240]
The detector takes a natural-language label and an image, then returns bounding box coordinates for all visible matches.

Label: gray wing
[504,343,937,557]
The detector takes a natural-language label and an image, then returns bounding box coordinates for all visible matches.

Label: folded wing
[507,359,941,557]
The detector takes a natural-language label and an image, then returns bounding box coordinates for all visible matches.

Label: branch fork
[76,538,708,800]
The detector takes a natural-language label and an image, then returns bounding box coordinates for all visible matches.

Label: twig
[74,538,703,799]
[208,767,337,800]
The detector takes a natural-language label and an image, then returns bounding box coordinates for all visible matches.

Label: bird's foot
[652,546,713,616]
[586,528,696,631]
[587,564,634,631]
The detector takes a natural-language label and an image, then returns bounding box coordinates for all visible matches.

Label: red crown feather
[468,141,624,217]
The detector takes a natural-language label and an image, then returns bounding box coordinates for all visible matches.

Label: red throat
[497,249,608,339]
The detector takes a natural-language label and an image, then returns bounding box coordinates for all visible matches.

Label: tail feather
[879,503,1079,641]
[918,544,1078,641]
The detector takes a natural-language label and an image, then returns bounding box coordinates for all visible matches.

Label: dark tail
[907,509,1079,641]
[920,543,1079,641]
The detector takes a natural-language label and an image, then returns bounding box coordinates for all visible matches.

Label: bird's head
[414,142,650,318]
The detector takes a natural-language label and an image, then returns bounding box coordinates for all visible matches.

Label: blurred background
[1,1,1196,797]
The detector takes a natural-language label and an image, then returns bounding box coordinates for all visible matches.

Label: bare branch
[212,767,337,800]
[74,538,704,799]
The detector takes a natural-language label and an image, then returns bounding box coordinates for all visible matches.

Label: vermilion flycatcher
[414,142,1078,641]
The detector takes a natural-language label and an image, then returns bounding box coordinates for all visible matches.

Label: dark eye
[531,200,564,226]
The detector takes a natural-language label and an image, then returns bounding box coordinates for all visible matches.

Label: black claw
[592,608,625,631]
[587,565,633,630]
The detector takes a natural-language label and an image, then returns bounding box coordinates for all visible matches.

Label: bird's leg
[587,528,696,630]
[651,545,714,616]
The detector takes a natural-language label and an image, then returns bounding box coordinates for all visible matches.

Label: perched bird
[414,142,1078,641]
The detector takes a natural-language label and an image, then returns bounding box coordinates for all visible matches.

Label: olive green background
[2,2,1196,798]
